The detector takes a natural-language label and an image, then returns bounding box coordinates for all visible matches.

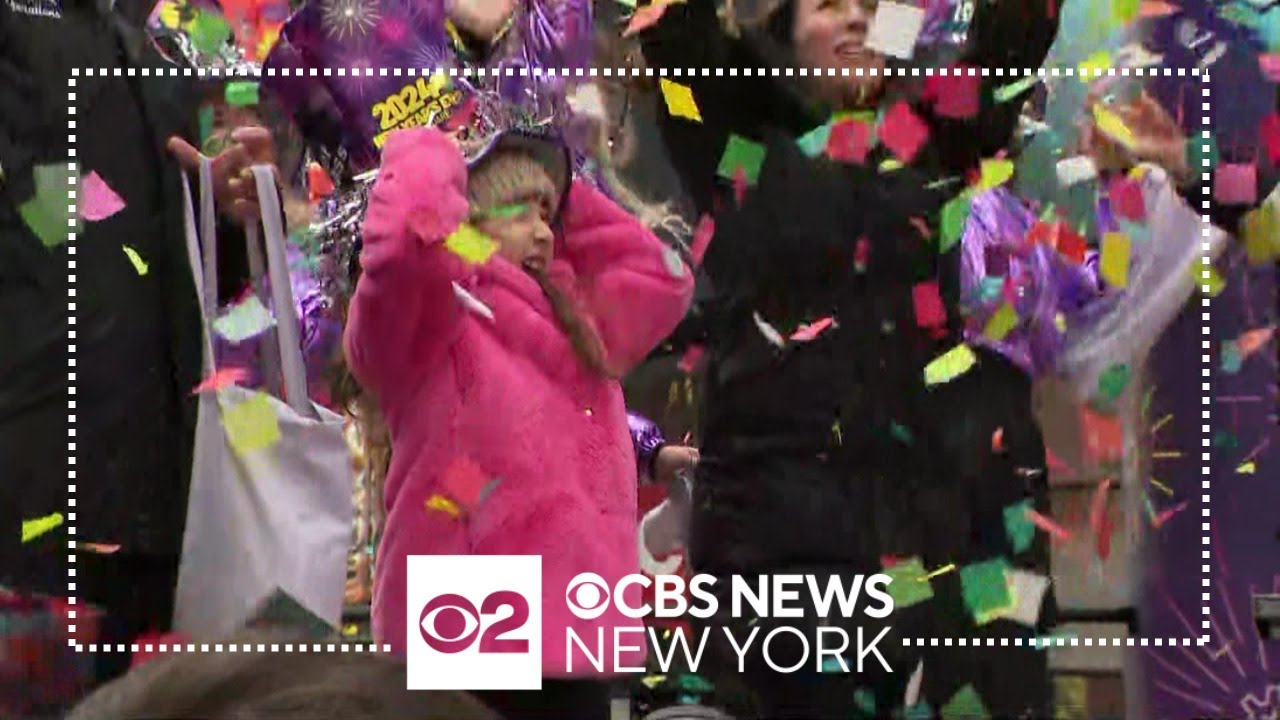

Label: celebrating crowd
[3,0,1277,718]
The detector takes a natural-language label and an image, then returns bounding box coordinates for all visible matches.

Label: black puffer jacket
[640,0,1058,603]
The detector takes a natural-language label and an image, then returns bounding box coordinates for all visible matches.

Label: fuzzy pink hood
[344,127,693,677]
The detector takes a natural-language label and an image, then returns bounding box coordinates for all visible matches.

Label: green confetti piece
[1213,432,1238,449]
[214,295,277,344]
[941,684,990,720]
[960,558,1012,619]
[883,557,934,609]
[905,701,933,720]
[22,512,64,543]
[188,9,231,55]
[1221,341,1242,373]
[675,674,714,694]
[676,694,699,705]
[889,421,914,445]
[1095,363,1131,403]
[1187,134,1219,173]
[993,75,1039,104]
[225,81,260,107]
[18,163,79,249]
[198,104,215,145]
[978,276,1004,302]
[939,193,972,253]
[924,343,977,386]
[820,656,846,673]
[1003,500,1035,554]
[853,688,876,716]
[716,134,767,185]
[796,121,833,158]
[1111,0,1139,23]
[983,302,1019,341]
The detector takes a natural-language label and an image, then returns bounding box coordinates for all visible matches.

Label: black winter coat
[640,0,1058,600]
[0,0,249,579]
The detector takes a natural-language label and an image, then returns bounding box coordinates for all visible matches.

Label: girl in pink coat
[343,125,693,718]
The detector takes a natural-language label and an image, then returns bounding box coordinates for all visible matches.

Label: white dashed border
[66,65,1209,653]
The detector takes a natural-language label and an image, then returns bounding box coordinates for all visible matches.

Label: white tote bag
[172,160,354,640]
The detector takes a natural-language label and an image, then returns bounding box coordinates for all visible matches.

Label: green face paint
[482,203,529,220]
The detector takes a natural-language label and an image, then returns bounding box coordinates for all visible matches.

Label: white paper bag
[173,161,354,640]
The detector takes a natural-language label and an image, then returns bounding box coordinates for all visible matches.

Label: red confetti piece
[443,456,489,510]
[1261,114,1280,164]
[826,118,872,164]
[690,214,715,267]
[1109,176,1146,221]
[192,367,249,394]
[790,316,836,342]
[1088,478,1113,560]
[441,94,478,133]
[1056,227,1088,264]
[306,162,335,202]
[622,1,674,37]
[922,66,981,120]
[80,542,121,554]
[853,237,871,272]
[912,281,947,328]
[991,427,1005,454]
[1081,407,1124,463]
[677,344,706,374]
[1024,508,1073,542]
[879,101,929,164]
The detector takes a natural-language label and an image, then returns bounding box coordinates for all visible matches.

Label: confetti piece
[1099,232,1131,288]
[19,163,79,248]
[213,295,277,344]
[80,542,121,554]
[622,0,681,36]
[221,391,282,457]
[443,456,489,510]
[445,223,498,264]
[677,344,705,374]
[939,193,971,252]
[1055,156,1097,187]
[1152,500,1188,528]
[121,245,149,276]
[978,158,1015,190]
[1092,104,1135,149]
[425,494,461,517]
[1109,176,1145,221]
[882,556,934,608]
[1237,461,1256,474]
[80,171,126,221]
[1149,477,1172,495]
[1187,133,1219,172]
[996,569,1050,627]
[1081,407,1123,462]
[796,121,833,158]
[1221,341,1242,374]
[923,344,976,386]
[853,236,870,272]
[752,312,786,348]
[826,118,873,164]
[866,0,926,60]
[889,421,914,445]
[1140,0,1178,17]
[1025,508,1073,542]
[853,688,876,715]
[192,366,249,394]
[481,203,529,220]
[690,213,714,266]
[879,101,929,163]
[1112,0,1139,24]
[924,68,980,119]
[994,74,1039,104]
[1003,500,1034,553]
[1191,262,1225,297]
[1263,114,1280,165]
[188,8,231,55]
[22,512,63,543]
[983,302,1019,340]
[1079,50,1113,76]
[905,702,933,720]
[659,78,702,122]
[1237,326,1274,357]
[960,559,1013,622]
[717,135,767,185]
[1095,363,1131,404]
[790,316,836,342]
[924,563,956,580]
[912,281,946,328]
[224,81,260,107]
[1214,163,1258,205]
[991,426,1005,454]
[641,675,666,690]
[343,624,359,637]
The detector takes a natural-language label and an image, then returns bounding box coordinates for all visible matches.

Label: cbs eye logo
[418,591,530,654]
[565,572,612,620]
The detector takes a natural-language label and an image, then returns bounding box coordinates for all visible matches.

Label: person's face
[473,175,557,275]
[791,0,887,108]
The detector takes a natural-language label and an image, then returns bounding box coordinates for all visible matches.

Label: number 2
[479,590,530,653]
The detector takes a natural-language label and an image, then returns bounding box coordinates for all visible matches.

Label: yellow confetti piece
[221,391,281,457]
[1237,461,1256,474]
[1190,261,1225,297]
[978,158,1015,190]
[924,563,957,580]
[1054,312,1066,333]
[343,624,359,637]
[22,512,64,543]
[983,302,1019,340]
[158,0,181,28]
[425,493,461,517]
[1153,450,1183,459]
[1093,104,1136,149]
[659,78,702,123]
[1151,413,1173,433]
[444,223,497,265]
[1149,477,1174,495]
[122,245,149,276]
[1079,50,1113,76]
[641,675,667,690]
[924,344,977,386]
[1242,202,1280,264]
[879,158,904,172]
[1100,232,1131,288]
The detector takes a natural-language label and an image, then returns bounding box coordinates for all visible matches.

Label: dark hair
[67,629,501,720]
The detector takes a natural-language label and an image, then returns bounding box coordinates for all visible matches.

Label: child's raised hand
[1082,90,1191,184]
[447,0,518,43]
[653,444,699,487]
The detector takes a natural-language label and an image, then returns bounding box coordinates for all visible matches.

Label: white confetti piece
[213,295,277,344]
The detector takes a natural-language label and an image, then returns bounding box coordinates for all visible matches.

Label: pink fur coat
[344,127,693,677]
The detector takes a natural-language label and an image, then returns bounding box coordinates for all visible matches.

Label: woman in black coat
[639,0,1061,716]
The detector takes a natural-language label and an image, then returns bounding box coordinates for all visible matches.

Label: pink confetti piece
[1259,53,1280,82]
[790,316,836,342]
[1024,508,1073,542]
[826,118,873,163]
[879,101,929,164]
[1152,500,1189,529]
[1262,114,1280,165]
[677,344,705,374]
[1213,163,1258,205]
[622,0,675,37]
[853,236,871,272]
[690,214,715,267]
[79,171,126,221]
[1089,478,1114,561]
[1109,176,1146,221]
[912,281,947,328]
[923,67,980,119]
[191,367,249,394]
[442,456,489,510]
